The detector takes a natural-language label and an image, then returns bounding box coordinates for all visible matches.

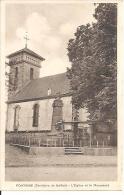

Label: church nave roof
[8,72,71,103]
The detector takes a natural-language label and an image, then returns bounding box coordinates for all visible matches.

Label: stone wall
[29,147,65,156]
[83,147,117,156]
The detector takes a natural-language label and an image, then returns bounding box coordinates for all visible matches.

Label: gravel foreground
[6,166,117,181]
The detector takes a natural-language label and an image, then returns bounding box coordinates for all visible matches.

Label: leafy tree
[5,64,16,95]
[67,3,117,124]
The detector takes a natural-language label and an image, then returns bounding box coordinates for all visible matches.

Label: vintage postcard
[0,0,123,191]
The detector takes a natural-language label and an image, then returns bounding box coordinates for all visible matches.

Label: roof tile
[8,73,71,103]
[7,47,45,61]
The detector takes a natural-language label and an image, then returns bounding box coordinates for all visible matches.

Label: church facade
[6,47,88,134]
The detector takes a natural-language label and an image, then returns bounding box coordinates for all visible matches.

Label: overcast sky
[6,3,96,77]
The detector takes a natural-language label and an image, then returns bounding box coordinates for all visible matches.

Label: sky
[6,3,96,77]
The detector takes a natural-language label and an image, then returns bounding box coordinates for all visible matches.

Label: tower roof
[7,47,45,61]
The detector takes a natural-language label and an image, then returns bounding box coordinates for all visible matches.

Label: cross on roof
[24,32,29,48]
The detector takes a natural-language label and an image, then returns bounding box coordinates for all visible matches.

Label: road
[6,166,117,181]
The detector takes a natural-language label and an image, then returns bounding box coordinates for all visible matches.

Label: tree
[5,60,17,98]
[67,3,117,123]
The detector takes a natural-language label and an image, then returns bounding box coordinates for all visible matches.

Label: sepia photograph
[0,0,121,191]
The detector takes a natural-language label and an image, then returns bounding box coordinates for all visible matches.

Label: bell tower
[7,37,45,97]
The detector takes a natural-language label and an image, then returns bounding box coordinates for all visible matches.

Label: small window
[30,68,34,80]
[48,88,51,96]
[15,67,18,78]
[33,104,39,127]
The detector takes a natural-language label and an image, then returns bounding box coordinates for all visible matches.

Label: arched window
[33,104,39,127]
[14,105,20,131]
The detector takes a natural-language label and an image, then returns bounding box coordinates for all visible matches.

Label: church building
[6,46,88,138]
[6,39,117,148]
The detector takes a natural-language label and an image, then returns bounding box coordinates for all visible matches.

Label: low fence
[10,136,75,147]
[6,132,75,147]
[6,131,113,148]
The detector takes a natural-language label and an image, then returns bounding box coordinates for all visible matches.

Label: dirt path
[6,144,117,167]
